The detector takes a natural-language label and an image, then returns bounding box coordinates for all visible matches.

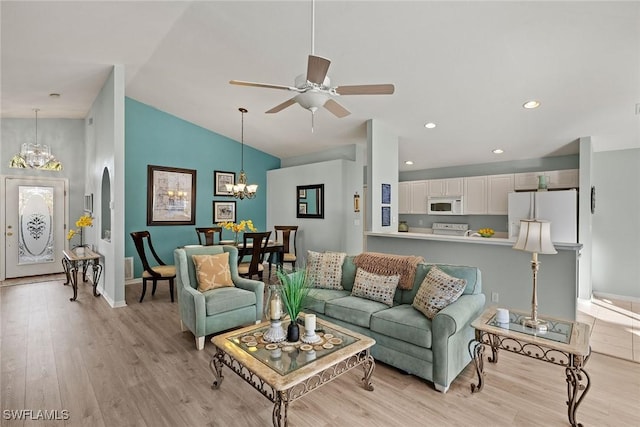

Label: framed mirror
[296,184,324,219]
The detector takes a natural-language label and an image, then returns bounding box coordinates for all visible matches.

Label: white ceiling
[2,1,639,171]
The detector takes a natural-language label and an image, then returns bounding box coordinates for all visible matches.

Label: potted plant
[276,267,311,342]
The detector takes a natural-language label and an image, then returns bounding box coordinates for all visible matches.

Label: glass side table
[469,307,591,427]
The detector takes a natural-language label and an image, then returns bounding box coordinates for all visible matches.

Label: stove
[432,223,469,236]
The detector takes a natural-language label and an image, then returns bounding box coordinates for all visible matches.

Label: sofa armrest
[233,276,265,322]
[431,293,486,391]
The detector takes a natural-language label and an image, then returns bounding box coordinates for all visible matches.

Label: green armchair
[174,245,264,350]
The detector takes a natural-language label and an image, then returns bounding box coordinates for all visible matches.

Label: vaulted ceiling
[2,1,639,170]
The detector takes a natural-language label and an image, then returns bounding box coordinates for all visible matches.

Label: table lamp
[513,219,557,331]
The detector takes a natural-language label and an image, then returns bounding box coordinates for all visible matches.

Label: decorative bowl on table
[478,228,495,238]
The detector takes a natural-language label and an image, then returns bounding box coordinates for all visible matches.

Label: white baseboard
[592,291,640,304]
[99,288,127,308]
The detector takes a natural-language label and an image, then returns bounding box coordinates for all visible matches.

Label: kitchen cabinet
[514,169,578,191]
[463,176,487,214]
[427,178,463,197]
[487,174,514,215]
[398,181,428,214]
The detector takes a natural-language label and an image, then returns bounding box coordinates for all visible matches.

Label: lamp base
[521,317,548,332]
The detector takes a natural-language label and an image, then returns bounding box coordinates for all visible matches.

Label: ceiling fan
[229,0,395,121]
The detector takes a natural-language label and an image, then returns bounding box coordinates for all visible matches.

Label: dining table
[218,239,285,277]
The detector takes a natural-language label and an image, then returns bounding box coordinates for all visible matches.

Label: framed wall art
[214,170,235,196]
[213,201,236,223]
[147,165,197,226]
[382,183,391,204]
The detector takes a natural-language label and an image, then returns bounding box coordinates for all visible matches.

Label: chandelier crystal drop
[226,107,258,200]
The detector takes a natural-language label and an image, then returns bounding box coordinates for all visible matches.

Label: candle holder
[301,313,321,344]
[264,285,286,343]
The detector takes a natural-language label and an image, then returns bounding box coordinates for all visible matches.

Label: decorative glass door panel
[18,185,54,264]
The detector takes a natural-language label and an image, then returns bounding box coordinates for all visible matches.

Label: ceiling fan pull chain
[311,110,315,133]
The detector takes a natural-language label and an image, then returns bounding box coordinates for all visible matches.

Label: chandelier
[9,109,62,170]
[226,107,258,199]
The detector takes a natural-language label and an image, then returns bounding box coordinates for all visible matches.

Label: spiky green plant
[276,267,311,321]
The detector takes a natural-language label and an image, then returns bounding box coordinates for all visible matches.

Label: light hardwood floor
[1,277,639,426]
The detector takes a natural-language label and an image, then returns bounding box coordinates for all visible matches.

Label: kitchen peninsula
[365,231,582,320]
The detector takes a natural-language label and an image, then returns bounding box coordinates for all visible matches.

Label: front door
[4,177,66,278]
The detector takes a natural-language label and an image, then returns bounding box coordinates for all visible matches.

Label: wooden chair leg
[152,280,158,296]
[169,279,175,303]
[140,279,148,303]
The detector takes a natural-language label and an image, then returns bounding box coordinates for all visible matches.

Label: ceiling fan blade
[306,55,331,85]
[229,80,297,91]
[265,98,297,114]
[335,84,395,95]
[324,98,351,118]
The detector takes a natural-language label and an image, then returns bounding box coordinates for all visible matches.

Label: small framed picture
[382,206,391,227]
[214,170,235,196]
[298,202,308,215]
[298,188,307,198]
[382,183,391,204]
[213,201,236,223]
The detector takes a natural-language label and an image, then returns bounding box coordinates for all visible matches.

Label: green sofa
[174,245,264,350]
[305,255,484,393]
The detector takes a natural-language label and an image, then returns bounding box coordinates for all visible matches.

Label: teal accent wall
[125,98,280,277]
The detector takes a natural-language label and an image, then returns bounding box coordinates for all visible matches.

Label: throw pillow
[351,268,400,307]
[192,252,234,292]
[306,250,346,290]
[412,266,467,319]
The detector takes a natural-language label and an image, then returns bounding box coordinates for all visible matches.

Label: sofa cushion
[192,252,234,292]
[324,296,388,328]
[351,268,400,307]
[412,266,467,319]
[371,305,433,349]
[204,286,256,316]
[305,289,351,314]
[306,250,347,290]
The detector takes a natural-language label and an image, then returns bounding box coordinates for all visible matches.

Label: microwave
[427,196,464,215]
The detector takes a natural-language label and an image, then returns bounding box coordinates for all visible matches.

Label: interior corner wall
[578,137,593,300]
[592,147,640,299]
[366,119,398,233]
[87,65,126,307]
[267,157,363,258]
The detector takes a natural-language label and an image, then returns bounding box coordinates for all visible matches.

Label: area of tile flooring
[577,295,640,363]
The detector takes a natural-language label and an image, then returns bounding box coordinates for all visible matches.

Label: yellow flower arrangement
[218,220,257,243]
[67,214,93,246]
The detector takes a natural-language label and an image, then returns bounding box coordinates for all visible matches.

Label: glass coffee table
[210,315,375,427]
[469,307,591,427]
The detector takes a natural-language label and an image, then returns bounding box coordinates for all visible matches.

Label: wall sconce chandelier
[9,109,62,171]
[226,107,258,200]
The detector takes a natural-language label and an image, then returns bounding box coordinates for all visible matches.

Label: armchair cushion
[192,252,234,292]
[204,287,257,316]
[412,266,467,319]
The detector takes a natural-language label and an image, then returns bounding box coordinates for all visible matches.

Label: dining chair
[273,225,298,269]
[237,231,271,280]
[130,231,176,302]
[195,226,223,246]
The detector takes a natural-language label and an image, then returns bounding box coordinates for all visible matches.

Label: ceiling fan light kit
[229,0,395,125]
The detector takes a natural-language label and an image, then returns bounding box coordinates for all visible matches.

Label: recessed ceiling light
[492,149,504,154]
[424,122,436,129]
[49,93,61,98]
[405,160,414,165]
[523,100,540,109]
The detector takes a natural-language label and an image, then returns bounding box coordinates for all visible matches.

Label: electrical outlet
[491,292,499,303]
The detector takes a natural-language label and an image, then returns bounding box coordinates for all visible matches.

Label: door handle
[6,232,13,236]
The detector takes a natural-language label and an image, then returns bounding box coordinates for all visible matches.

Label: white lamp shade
[513,219,557,254]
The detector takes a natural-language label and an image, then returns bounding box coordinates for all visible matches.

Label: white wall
[267,155,364,261]
[592,147,640,299]
[87,65,126,307]
[366,119,398,233]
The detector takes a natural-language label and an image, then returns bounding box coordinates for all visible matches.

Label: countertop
[366,230,582,251]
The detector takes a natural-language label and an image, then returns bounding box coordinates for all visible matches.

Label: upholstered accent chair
[174,245,264,350]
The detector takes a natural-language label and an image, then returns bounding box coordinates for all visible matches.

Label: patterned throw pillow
[412,266,467,319]
[192,252,234,292]
[306,250,346,290]
[351,268,400,307]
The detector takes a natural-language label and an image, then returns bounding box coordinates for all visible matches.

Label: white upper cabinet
[398,181,428,214]
[487,174,515,215]
[514,169,578,190]
[463,176,487,214]
[427,178,463,197]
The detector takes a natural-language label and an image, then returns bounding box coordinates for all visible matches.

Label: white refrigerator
[508,189,578,244]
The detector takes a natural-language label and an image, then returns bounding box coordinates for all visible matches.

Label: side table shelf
[62,248,103,302]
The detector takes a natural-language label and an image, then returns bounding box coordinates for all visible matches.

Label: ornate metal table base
[210,347,375,427]
[469,330,591,427]
[62,256,103,302]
